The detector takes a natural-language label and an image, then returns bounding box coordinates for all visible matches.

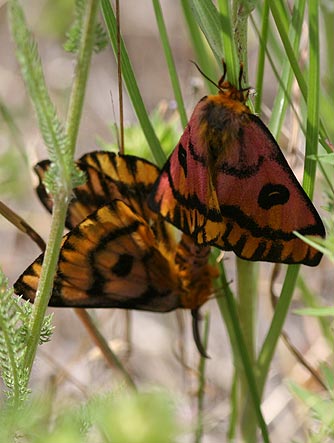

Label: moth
[14,151,218,355]
[148,65,326,266]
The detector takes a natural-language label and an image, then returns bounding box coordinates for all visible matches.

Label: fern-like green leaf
[39,313,54,344]
[8,0,83,196]
[93,22,109,53]
[0,269,54,403]
[64,0,107,54]
[0,270,30,402]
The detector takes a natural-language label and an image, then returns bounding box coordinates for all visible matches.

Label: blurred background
[0,1,332,442]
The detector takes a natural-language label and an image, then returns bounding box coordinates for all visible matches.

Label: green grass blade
[65,0,101,157]
[194,313,210,443]
[254,0,270,113]
[267,0,306,137]
[303,0,320,197]
[268,0,328,150]
[257,265,300,395]
[152,0,188,127]
[100,0,166,167]
[0,100,27,164]
[216,262,270,443]
[217,0,239,83]
[223,276,270,443]
[256,0,315,399]
[268,0,307,100]
[297,276,334,347]
[188,0,223,63]
[180,0,217,93]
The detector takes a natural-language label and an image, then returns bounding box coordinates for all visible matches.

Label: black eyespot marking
[178,143,187,177]
[258,183,290,210]
[111,254,134,277]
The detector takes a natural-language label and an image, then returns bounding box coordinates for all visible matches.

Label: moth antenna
[222,59,227,80]
[238,63,244,90]
[216,59,228,89]
[190,60,220,91]
[237,63,252,95]
[191,308,210,359]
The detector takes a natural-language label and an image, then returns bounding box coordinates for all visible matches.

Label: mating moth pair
[14,67,325,354]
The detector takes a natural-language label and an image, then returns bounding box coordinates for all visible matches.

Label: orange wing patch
[15,151,217,314]
[35,151,162,228]
[149,69,326,266]
[15,200,217,312]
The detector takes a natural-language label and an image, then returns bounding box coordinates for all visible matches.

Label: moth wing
[79,151,176,253]
[213,115,325,265]
[14,200,182,311]
[34,158,122,228]
[35,151,161,227]
[35,151,175,251]
[79,151,161,221]
[149,111,224,245]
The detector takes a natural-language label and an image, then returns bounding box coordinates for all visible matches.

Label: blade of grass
[194,313,210,443]
[251,17,305,136]
[254,0,270,113]
[227,373,238,440]
[100,0,166,167]
[256,265,300,395]
[65,0,100,157]
[236,259,258,364]
[267,0,306,137]
[222,267,270,443]
[216,261,270,443]
[303,0,320,197]
[217,0,239,84]
[198,4,262,439]
[253,2,285,67]
[219,6,259,438]
[189,0,223,64]
[180,0,218,94]
[74,309,136,390]
[268,0,307,100]
[235,258,259,443]
[297,276,334,348]
[268,0,329,151]
[214,260,240,439]
[0,100,27,163]
[152,0,188,127]
[321,2,334,101]
[255,0,314,397]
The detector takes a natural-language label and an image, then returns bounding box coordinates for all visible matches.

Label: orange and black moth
[148,68,325,266]
[14,152,218,355]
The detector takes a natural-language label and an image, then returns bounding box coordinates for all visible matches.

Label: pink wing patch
[149,101,224,245]
[149,91,325,266]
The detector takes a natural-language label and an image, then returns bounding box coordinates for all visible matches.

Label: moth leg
[191,308,210,359]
